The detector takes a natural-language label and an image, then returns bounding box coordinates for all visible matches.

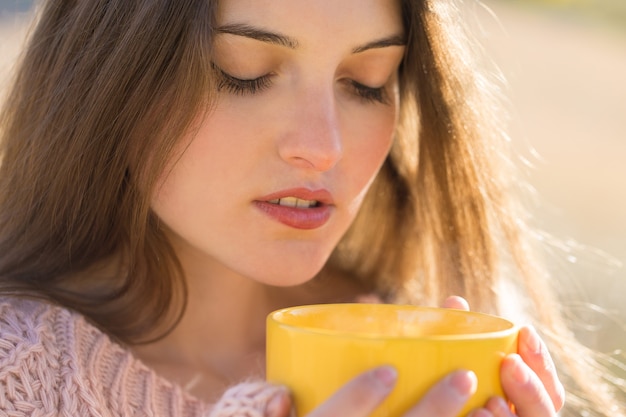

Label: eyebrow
[351,35,406,54]
[216,24,299,49]
[216,23,406,54]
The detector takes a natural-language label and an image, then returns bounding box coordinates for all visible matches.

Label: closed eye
[212,63,390,104]
[348,80,389,105]
[213,64,274,95]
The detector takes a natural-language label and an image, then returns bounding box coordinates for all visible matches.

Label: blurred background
[462,0,626,355]
[1,0,624,351]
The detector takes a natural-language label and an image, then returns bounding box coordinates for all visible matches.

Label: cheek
[346,105,397,170]
[340,105,397,214]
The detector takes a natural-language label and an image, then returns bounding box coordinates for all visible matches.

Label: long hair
[0,0,218,340]
[0,0,622,415]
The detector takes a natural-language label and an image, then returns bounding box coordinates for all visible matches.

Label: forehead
[216,0,404,46]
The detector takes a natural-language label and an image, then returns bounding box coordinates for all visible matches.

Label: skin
[143,0,566,415]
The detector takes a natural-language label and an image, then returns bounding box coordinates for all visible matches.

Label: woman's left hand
[442,297,565,417]
[482,325,565,417]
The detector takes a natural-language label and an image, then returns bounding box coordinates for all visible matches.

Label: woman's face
[152,0,405,286]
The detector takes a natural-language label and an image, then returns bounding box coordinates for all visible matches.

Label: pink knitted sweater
[0,297,282,416]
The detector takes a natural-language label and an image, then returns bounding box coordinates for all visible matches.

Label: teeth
[296,198,317,208]
[268,197,318,208]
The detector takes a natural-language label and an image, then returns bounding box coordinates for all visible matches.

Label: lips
[254,188,334,230]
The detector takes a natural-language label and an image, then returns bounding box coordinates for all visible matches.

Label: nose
[277,85,343,172]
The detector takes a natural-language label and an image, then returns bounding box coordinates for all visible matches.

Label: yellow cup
[266,303,518,417]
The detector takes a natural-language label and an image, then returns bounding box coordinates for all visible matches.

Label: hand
[474,326,565,417]
[304,366,478,417]
[442,296,565,417]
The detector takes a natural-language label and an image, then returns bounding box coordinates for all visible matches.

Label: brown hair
[0,0,218,339]
[0,0,622,415]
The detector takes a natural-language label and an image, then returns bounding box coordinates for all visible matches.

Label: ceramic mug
[266,303,518,417]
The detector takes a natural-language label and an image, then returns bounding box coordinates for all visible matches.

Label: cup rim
[267,303,519,341]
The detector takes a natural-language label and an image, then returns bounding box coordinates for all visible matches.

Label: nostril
[277,134,343,172]
[287,152,341,172]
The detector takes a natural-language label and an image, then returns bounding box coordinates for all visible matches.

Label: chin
[248,239,338,286]
[251,256,329,288]
[260,267,324,288]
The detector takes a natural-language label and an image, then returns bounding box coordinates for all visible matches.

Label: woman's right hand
[302,366,477,417]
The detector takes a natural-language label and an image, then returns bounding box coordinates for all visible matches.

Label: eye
[212,64,273,96]
[348,80,389,105]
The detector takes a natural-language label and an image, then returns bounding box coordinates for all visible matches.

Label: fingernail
[511,354,530,384]
[523,326,541,355]
[448,370,478,400]
[373,366,398,388]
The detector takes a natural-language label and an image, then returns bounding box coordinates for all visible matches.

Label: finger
[265,387,293,417]
[442,296,470,311]
[501,354,556,417]
[306,366,397,417]
[518,326,565,411]
[403,370,477,417]
[484,396,515,417]
[467,409,496,417]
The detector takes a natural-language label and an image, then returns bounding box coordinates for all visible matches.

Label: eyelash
[213,65,388,105]
[348,81,388,105]
[215,67,274,95]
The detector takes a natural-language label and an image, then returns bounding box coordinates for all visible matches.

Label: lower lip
[253,201,332,230]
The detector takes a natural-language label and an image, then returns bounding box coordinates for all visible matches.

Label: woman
[0,0,621,416]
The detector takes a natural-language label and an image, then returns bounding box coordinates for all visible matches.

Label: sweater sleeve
[208,382,287,417]
[0,297,212,416]
[0,298,286,417]
[67,315,287,417]
[0,298,77,416]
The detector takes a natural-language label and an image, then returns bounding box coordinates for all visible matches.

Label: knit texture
[0,297,283,417]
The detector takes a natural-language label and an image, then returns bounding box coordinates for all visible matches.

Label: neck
[134,249,273,383]
[131,235,369,400]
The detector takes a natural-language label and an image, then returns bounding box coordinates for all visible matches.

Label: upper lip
[257,187,335,205]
